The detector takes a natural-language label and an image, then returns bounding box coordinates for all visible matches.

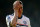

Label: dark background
[0,0,40,27]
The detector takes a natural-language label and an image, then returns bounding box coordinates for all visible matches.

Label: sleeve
[6,16,11,27]
[27,18,31,27]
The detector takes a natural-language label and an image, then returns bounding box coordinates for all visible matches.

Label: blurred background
[0,0,40,27]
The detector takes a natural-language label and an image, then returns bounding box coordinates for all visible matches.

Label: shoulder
[22,15,30,21]
[6,14,14,20]
[22,15,30,24]
[6,14,14,22]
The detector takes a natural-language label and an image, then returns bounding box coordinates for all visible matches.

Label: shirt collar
[18,15,22,19]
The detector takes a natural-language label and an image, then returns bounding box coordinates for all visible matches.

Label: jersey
[6,14,31,27]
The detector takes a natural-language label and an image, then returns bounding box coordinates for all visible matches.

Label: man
[6,1,31,27]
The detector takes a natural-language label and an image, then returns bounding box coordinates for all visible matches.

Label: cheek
[18,10,23,14]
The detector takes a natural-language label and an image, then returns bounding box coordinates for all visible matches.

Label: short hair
[13,1,23,7]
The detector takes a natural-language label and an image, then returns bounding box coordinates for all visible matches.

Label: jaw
[18,10,23,18]
[18,13,22,18]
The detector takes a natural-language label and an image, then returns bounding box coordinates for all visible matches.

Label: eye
[19,7,23,10]
[19,7,22,9]
[20,7,22,9]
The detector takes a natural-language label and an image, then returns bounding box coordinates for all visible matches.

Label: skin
[13,1,23,18]
[11,1,23,27]
[6,1,31,27]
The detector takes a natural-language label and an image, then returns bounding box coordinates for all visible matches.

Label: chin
[18,14,22,17]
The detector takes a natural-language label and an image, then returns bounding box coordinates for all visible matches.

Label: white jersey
[6,14,31,27]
